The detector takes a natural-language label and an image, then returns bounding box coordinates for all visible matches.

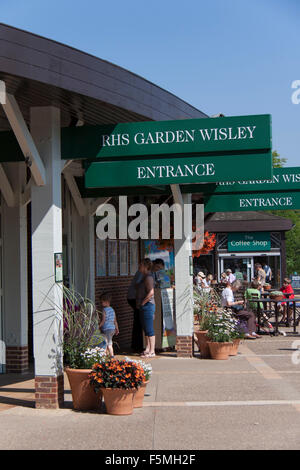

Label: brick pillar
[176,336,193,358]
[6,346,29,373]
[35,375,64,409]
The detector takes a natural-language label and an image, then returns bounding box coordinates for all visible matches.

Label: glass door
[220,257,253,282]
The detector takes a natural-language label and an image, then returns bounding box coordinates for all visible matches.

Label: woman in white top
[221,280,260,339]
[196,272,210,293]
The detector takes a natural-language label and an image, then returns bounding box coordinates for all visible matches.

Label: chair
[246,291,274,334]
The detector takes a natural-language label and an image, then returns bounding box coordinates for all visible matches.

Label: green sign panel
[85,152,273,188]
[204,191,300,212]
[198,167,300,194]
[62,114,271,160]
[228,232,271,252]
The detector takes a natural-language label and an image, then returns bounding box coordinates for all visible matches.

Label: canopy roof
[0,23,207,133]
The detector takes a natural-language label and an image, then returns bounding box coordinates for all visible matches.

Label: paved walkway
[0,333,300,450]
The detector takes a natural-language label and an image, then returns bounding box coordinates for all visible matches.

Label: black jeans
[128,298,144,352]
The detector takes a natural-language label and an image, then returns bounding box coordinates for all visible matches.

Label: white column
[30,107,63,378]
[2,163,28,372]
[173,193,194,340]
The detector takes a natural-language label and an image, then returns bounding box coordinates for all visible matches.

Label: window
[120,241,128,276]
[130,241,139,275]
[96,239,106,277]
[108,240,118,276]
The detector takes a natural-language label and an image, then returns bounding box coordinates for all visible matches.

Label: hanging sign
[204,191,300,212]
[62,114,271,160]
[193,167,300,195]
[85,152,273,188]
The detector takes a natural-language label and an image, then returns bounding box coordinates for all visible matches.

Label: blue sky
[1,0,300,166]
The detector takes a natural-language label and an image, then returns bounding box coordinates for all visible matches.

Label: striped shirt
[102,306,115,331]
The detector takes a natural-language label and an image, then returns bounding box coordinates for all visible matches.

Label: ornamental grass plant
[89,359,146,392]
[62,285,103,369]
[193,286,220,331]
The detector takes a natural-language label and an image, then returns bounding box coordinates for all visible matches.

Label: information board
[161,288,176,348]
[291,275,300,289]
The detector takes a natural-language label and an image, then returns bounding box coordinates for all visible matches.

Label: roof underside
[205,211,294,232]
[0,23,207,132]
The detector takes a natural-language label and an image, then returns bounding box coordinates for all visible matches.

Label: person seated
[221,280,260,339]
[225,269,236,284]
[280,278,295,325]
[245,280,264,312]
[234,267,244,281]
[196,271,211,293]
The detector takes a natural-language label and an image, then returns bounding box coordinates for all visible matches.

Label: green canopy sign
[228,232,271,252]
[204,191,300,212]
[62,114,271,160]
[85,152,272,188]
[198,167,300,194]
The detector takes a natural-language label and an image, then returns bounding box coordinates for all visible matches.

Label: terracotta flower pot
[65,368,102,411]
[133,381,149,408]
[195,330,211,359]
[229,339,240,356]
[207,342,233,360]
[102,388,135,415]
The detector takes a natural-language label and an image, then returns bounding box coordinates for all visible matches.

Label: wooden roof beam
[1,93,46,186]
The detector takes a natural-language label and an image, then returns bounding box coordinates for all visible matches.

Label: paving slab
[0,336,300,450]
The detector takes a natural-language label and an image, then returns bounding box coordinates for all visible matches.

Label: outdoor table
[251,297,300,335]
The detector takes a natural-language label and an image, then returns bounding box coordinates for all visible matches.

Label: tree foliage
[269,151,300,275]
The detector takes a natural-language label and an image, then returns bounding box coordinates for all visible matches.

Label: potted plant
[193,288,219,358]
[125,357,153,408]
[61,285,105,411]
[229,321,245,356]
[206,309,237,360]
[89,358,146,415]
[269,291,284,301]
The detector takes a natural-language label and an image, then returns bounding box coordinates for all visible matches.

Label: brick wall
[94,237,141,352]
[6,346,29,373]
[176,336,193,358]
[95,277,134,351]
[35,375,64,409]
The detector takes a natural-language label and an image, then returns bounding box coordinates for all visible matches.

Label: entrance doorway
[220,257,253,282]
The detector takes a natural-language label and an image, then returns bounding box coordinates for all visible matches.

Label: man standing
[263,263,272,284]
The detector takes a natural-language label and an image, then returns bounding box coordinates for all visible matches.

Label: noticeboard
[161,288,176,348]
[291,275,300,289]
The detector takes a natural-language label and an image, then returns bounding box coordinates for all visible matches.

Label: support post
[30,107,64,408]
[2,163,28,372]
[171,187,194,357]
